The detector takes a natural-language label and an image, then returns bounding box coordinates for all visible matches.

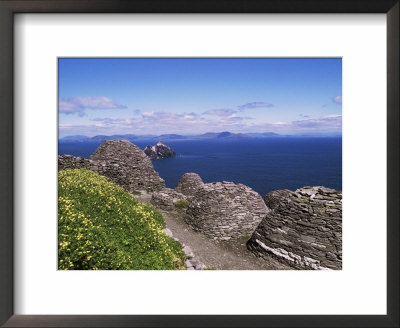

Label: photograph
[1,0,397,325]
[58,58,342,271]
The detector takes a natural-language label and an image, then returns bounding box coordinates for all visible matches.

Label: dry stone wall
[58,140,165,192]
[58,155,92,170]
[247,186,342,270]
[183,181,269,240]
[150,188,187,211]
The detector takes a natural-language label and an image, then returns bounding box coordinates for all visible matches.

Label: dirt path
[134,192,291,270]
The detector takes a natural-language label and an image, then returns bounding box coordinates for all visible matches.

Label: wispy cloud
[291,115,342,130]
[60,114,342,137]
[91,117,140,125]
[237,102,273,110]
[299,114,310,118]
[238,114,342,135]
[203,109,237,117]
[333,95,342,105]
[142,111,199,121]
[61,110,252,137]
[61,110,341,137]
[142,111,177,120]
[59,96,127,115]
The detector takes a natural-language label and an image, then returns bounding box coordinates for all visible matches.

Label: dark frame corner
[0,1,398,327]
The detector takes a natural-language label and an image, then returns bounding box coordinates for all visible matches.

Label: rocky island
[144,141,176,159]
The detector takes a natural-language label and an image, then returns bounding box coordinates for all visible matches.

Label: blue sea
[58,138,342,197]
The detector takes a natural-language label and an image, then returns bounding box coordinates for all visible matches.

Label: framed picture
[0,0,398,327]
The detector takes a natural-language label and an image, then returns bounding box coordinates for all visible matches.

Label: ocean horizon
[58,137,342,197]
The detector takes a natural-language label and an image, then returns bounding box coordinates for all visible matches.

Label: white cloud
[59,96,127,115]
[333,95,342,104]
[246,115,342,134]
[291,115,342,130]
[237,102,273,110]
[60,112,341,137]
[203,109,237,117]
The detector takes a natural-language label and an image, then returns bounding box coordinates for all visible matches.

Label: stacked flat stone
[247,186,342,270]
[183,181,269,240]
[58,140,165,192]
[150,188,187,211]
[175,173,204,198]
[264,189,292,210]
[58,155,92,170]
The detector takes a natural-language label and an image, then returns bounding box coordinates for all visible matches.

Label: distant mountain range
[59,131,340,143]
[59,131,283,143]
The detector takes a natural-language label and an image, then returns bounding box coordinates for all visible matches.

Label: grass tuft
[175,199,190,209]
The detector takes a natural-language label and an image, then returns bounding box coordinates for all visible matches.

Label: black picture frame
[0,1,398,327]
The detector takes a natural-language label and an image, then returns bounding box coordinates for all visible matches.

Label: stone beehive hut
[175,172,204,198]
[58,140,165,192]
[247,186,342,270]
[184,181,269,240]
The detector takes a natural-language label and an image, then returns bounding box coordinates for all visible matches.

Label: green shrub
[58,169,185,270]
[175,199,190,209]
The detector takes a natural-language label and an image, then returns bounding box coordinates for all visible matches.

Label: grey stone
[175,173,204,198]
[183,246,194,258]
[247,186,342,270]
[150,188,187,211]
[163,228,173,237]
[196,263,206,270]
[184,180,268,240]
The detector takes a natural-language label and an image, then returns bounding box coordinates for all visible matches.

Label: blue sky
[58,58,342,137]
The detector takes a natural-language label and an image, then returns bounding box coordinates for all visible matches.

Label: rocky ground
[133,191,291,270]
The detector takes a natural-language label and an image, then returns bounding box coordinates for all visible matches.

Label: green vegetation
[175,199,190,209]
[58,169,185,270]
[131,190,141,195]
